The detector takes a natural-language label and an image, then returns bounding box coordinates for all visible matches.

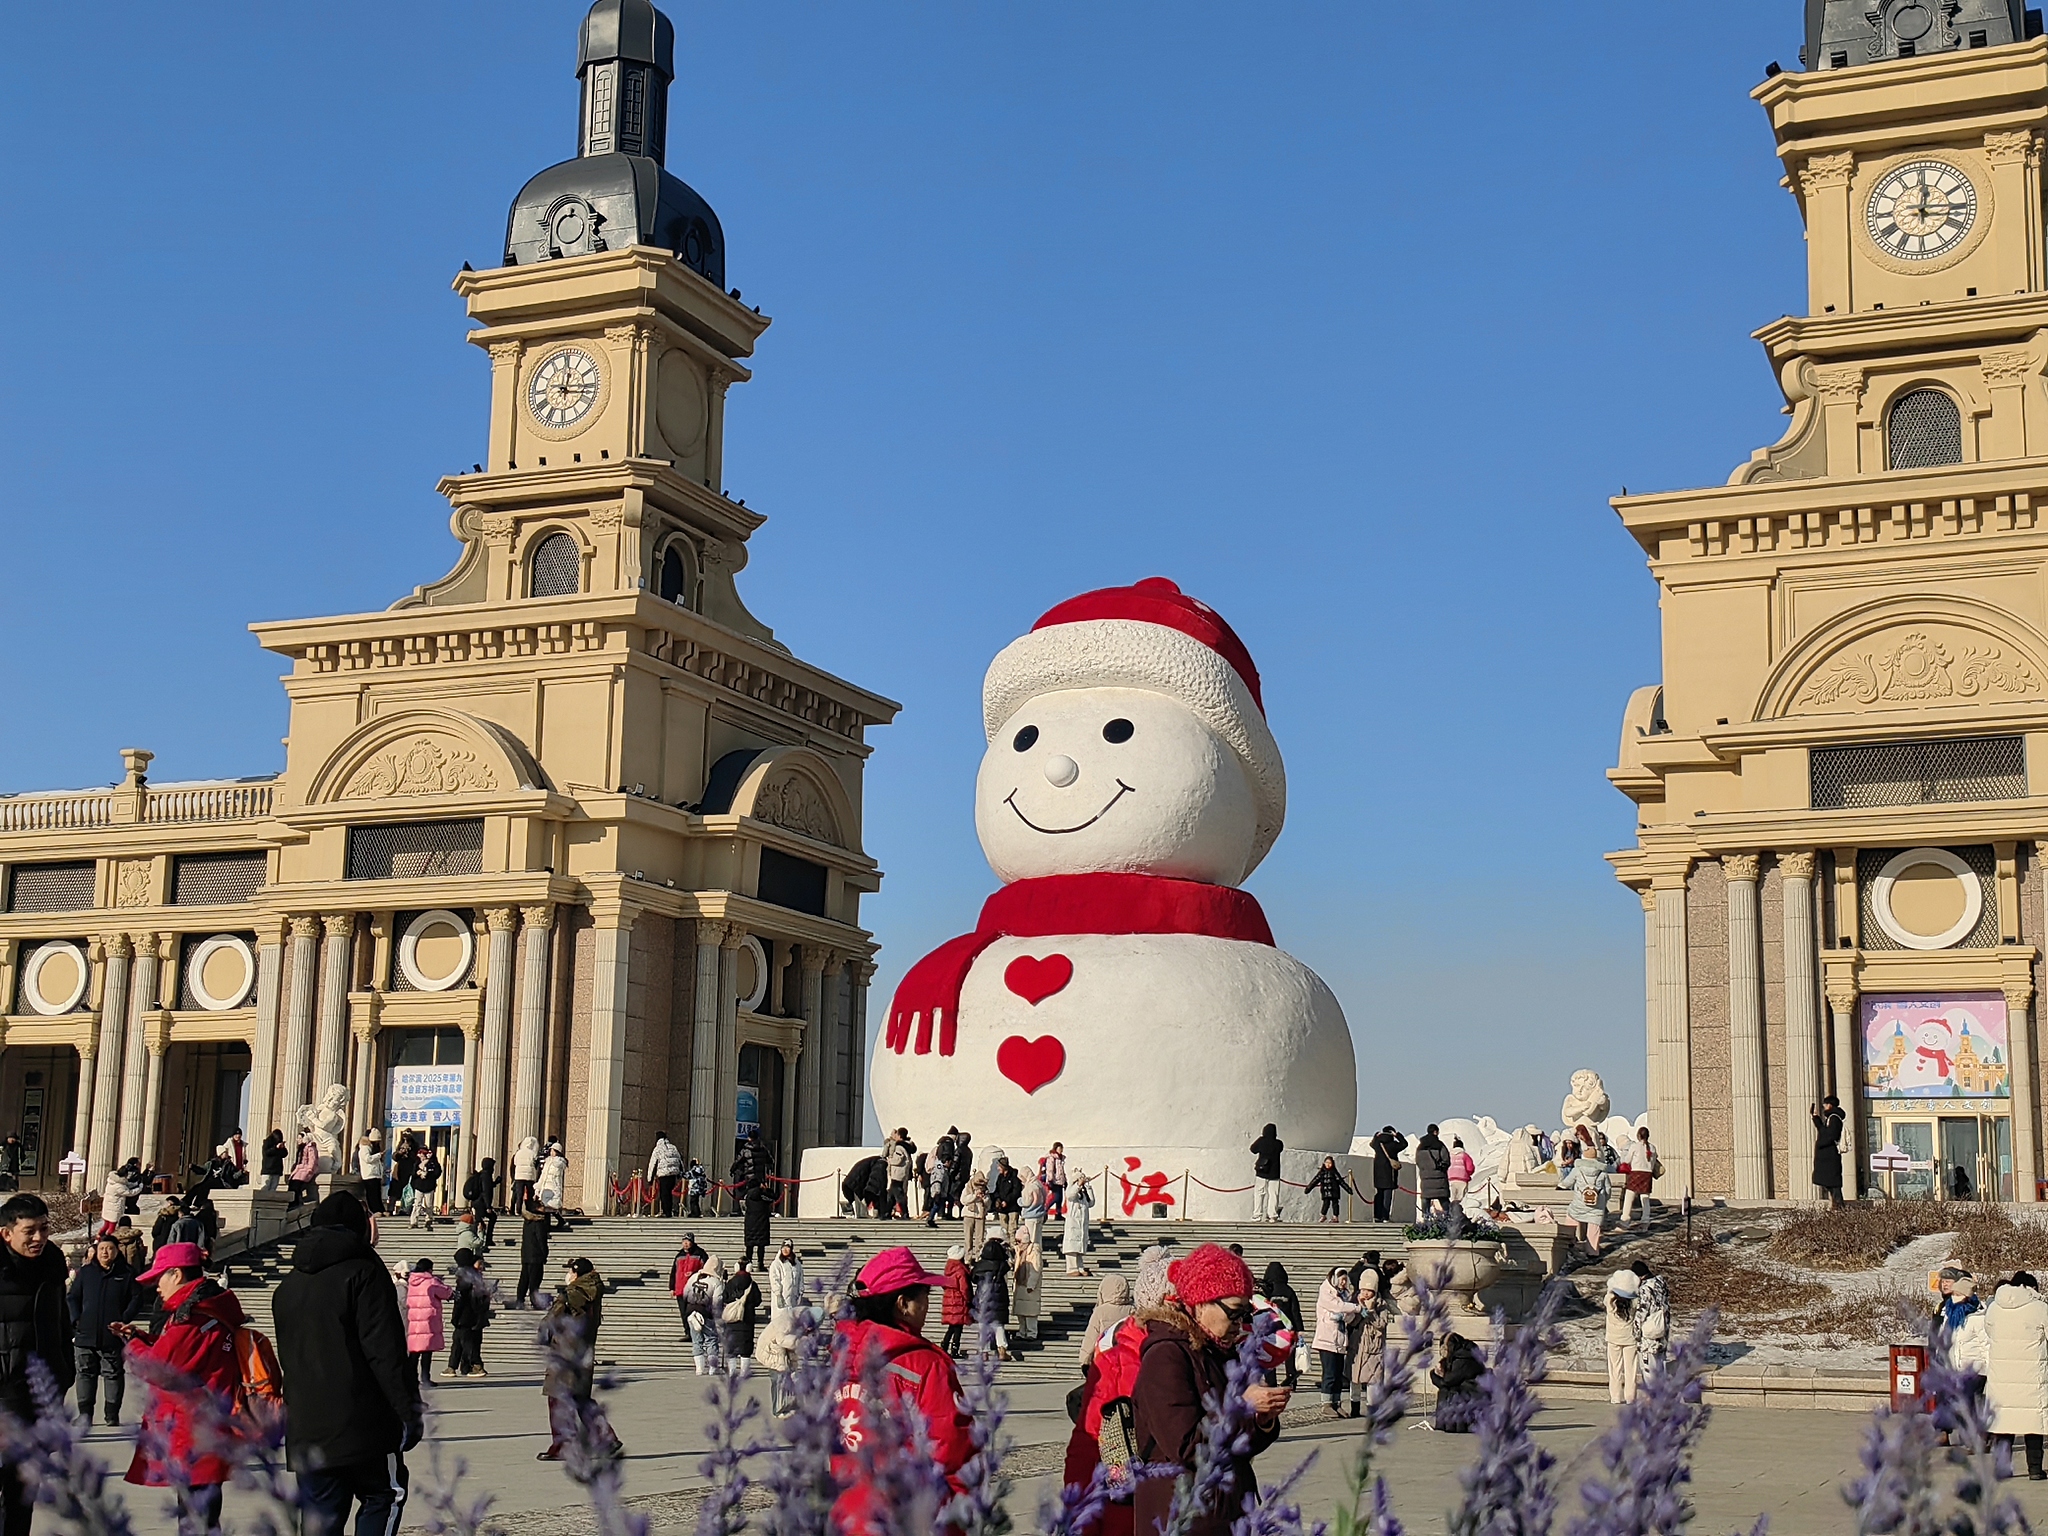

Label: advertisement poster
[1862,992,2010,1100]
[384,1065,464,1128]
[736,1086,760,1143]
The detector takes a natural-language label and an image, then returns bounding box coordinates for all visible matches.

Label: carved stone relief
[752,772,841,846]
[341,737,499,799]
[1794,628,2042,712]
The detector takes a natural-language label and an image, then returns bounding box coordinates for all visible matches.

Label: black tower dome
[1802,0,2039,68]
[503,0,725,284]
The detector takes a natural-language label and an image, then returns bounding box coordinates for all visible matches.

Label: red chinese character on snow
[1116,1156,1176,1217]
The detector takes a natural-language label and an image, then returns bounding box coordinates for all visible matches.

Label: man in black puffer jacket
[0,1193,75,1536]
[274,1191,422,1536]
[68,1232,141,1426]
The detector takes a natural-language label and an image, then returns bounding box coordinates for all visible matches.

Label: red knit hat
[1168,1242,1256,1307]
[982,578,1287,872]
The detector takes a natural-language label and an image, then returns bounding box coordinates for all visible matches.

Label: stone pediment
[307,709,548,806]
[726,746,857,852]
[1759,598,2048,720]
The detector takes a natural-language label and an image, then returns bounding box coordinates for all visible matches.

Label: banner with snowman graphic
[1862,993,2011,1100]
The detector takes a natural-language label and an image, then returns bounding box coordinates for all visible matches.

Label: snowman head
[1915,1019,1957,1052]
[978,578,1285,886]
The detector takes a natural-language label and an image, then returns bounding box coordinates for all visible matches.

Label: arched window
[1888,389,1963,470]
[656,539,694,607]
[528,532,581,598]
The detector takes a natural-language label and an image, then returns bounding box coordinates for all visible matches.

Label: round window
[1871,847,1983,950]
[187,934,256,1011]
[398,910,476,992]
[21,941,88,1016]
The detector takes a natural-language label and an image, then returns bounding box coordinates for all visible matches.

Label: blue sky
[0,4,1812,1140]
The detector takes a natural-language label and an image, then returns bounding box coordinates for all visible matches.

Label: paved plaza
[81,1325,2048,1536]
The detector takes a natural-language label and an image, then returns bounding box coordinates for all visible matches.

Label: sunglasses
[1215,1300,1254,1325]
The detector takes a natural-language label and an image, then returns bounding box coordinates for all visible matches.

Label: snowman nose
[1043,754,1080,788]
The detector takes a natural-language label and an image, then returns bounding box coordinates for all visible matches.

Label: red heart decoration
[997,1035,1066,1095]
[1003,954,1073,1006]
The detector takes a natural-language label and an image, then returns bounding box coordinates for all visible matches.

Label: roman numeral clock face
[526,346,603,433]
[1866,160,1977,262]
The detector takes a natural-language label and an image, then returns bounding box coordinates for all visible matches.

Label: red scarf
[884,872,1274,1058]
[1917,1045,1953,1075]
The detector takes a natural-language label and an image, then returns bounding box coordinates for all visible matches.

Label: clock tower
[1609,18,2048,1206]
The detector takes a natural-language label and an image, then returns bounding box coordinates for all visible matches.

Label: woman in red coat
[119,1241,245,1536]
[832,1246,977,1536]
[939,1243,971,1356]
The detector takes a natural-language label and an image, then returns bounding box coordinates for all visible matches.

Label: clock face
[1866,160,1977,262]
[527,347,603,432]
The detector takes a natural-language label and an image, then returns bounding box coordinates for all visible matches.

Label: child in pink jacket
[1447,1139,1477,1206]
[405,1257,454,1385]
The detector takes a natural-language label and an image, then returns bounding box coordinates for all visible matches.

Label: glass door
[1994,1116,2015,1202]
[1939,1117,1983,1200]
[1891,1119,1937,1200]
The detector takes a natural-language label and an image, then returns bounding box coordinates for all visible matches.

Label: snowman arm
[885,930,1003,1055]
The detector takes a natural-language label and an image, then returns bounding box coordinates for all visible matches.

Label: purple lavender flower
[694,1364,765,1536]
[944,1308,1015,1536]
[415,1443,499,1536]
[1914,1302,2025,1536]
[1158,1304,1279,1536]
[1447,1282,1568,1536]
[1565,1312,1718,1536]
[842,1320,947,1536]
[0,1357,137,1536]
[763,1274,852,1536]
[1334,1257,1453,1536]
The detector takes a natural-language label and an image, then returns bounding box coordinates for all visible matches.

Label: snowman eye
[1012,726,1039,752]
[1103,719,1135,744]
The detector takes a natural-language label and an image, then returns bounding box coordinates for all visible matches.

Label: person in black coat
[720,1260,761,1364]
[1430,1333,1485,1431]
[259,1130,287,1191]
[1813,1095,1848,1208]
[68,1232,142,1426]
[948,1131,975,1217]
[273,1192,422,1536]
[1250,1124,1285,1222]
[741,1177,776,1270]
[988,1158,1024,1240]
[969,1237,1015,1360]
[0,1194,77,1536]
[1368,1127,1408,1223]
[1259,1261,1303,1387]
[517,1193,552,1309]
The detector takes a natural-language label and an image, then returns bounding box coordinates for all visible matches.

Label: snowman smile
[1005,780,1135,834]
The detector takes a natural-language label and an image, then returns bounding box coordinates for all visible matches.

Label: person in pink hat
[117,1241,246,1535]
[1132,1242,1290,1536]
[831,1245,976,1535]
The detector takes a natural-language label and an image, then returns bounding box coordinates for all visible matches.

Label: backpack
[233,1324,284,1414]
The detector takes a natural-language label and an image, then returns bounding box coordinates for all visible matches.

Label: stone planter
[1405,1238,1509,1315]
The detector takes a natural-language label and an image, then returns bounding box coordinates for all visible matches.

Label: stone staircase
[219,1213,1412,1385]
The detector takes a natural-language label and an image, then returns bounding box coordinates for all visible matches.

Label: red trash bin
[1891,1343,1929,1412]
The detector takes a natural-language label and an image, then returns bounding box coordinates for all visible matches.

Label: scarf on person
[884,871,1275,1057]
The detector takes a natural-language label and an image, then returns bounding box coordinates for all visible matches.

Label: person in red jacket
[118,1241,245,1536]
[832,1246,976,1535]
[939,1244,971,1356]
[670,1233,707,1330]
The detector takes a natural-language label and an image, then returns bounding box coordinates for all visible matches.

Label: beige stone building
[1609,20,2048,1205]
[0,0,894,1211]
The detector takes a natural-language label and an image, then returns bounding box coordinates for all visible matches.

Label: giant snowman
[849,578,1359,1219]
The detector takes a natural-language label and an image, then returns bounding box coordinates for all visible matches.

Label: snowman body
[869,582,1361,1186]
[868,930,1355,1154]
[1896,1021,1956,1094]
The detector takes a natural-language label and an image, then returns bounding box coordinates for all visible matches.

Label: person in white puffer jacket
[767,1241,804,1317]
[647,1133,684,1218]
[511,1136,541,1215]
[1985,1272,2048,1480]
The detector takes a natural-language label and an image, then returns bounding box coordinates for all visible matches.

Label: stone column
[713,928,745,1202]
[117,935,159,1165]
[1825,972,1863,1195]
[779,1048,799,1178]
[1725,855,1769,1200]
[70,1036,94,1193]
[798,950,827,1154]
[579,912,635,1212]
[246,930,284,1141]
[687,920,723,1167]
[139,1032,167,1172]
[87,935,132,1191]
[473,908,519,1175]
[1638,888,1659,1134]
[349,1024,378,1148]
[510,905,555,1153]
[1780,851,1823,1202]
[2007,975,2041,1203]
[456,1016,483,1199]
[851,961,874,1145]
[1652,870,1694,1195]
[312,914,356,1098]
[278,918,321,1121]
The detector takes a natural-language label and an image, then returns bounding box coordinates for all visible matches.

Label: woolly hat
[982,578,1287,870]
[948,1243,965,1260]
[1606,1270,1640,1297]
[1169,1242,1256,1307]
[1134,1244,1177,1312]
